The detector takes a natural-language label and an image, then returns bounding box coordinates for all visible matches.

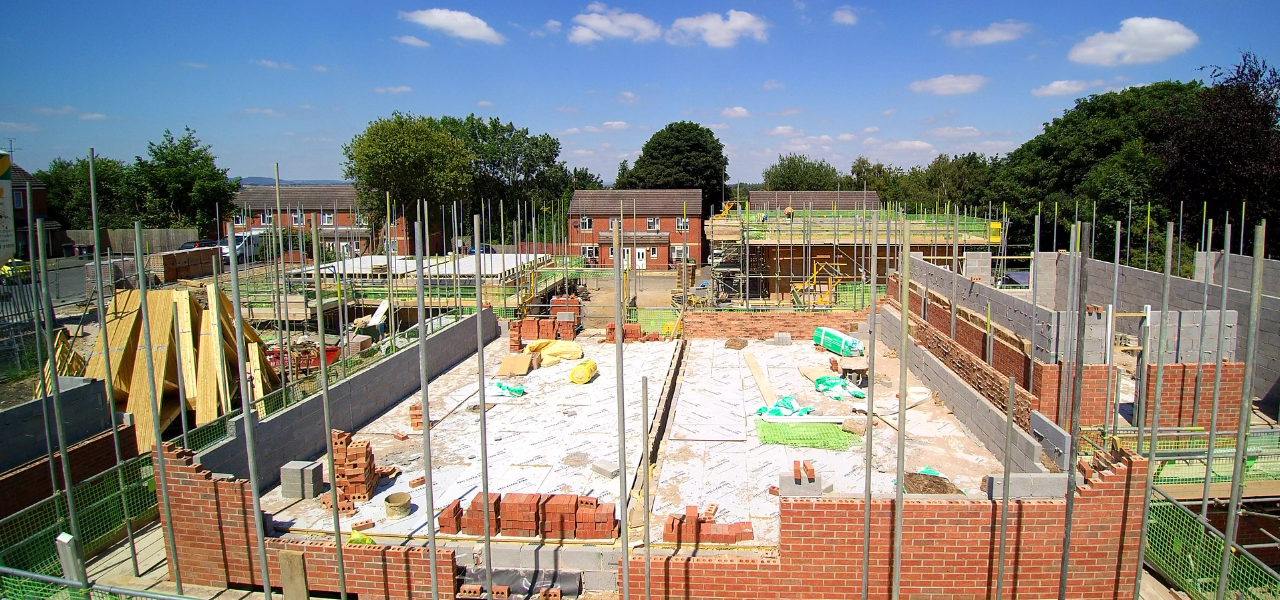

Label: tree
[343,112,474,237]
[615,122,728,216]
[569,167,604,190]
[125,127,240,237]
[37,155,133,230]
[762,154,841,191]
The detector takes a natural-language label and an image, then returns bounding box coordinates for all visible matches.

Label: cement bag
[813,327,864,357]
[526,339,583,367]
[569,359,598,384]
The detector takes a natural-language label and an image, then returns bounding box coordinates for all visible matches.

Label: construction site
[4,187,1280,600]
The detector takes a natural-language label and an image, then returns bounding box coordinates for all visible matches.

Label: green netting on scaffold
[754,420,860,450]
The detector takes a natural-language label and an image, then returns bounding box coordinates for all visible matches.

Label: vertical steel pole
[950,210,958,338]
[312,217,349,600]
[613,225,631,600]
[1134,223,1174,600]
[31,212,64,537]
[1059,224,1079,426]
[38,219,83,547]
[996,376,1015,600]
[413,220,440,600]
[1057,223,1090,600]
[1191,220,1214,431]
[1109,221,1122,439]
[171,310,189,448]
[87,148,139,576]
[641,376,651,600]
[227,223,273,600]
[1030,214,1040,399]
[273,165,287,385]
[130,223,180,594]
[892,217,909,600]
[862,207,878,600]
[1217,221,1265,600]
[1201,224,1230,519]
[473,214,495,598]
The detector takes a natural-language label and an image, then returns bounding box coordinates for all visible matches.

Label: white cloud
[572,149,595,156]
[865,138,936,153]
[283,131,295,136]
[242,108,285,117]
[882,108,897,116]
[1031,79,1106,97]
[255,59,294,69]
[832,6,857,25]
[583,121,630,132]
[79,113,107,121]
[1069,17,1198,66]
[763,125,804,137]
[393,35,431,47]
[313,65,328,72]
[555,128,581,135]
[703,123,730,131]
[862,126,879,133]
[909,74,990,95]
[374,86,412,94]
[667,10,767,47]
[568,4,660,44]
[763,79,783,90]
[477,100,494,107]
[946,20,1029,46]
[779,108,803,116]
[556,106,580,113]
[927,126,981,137]
[0,122,40,132]
[302,137,336,144]
[817,135,832,142]
[299,104,317,110]
[32,105,78,116]
[720,106,750,118]
[837,133,858,141]
[180,61,206,69]
[545,20,562,33]
[617,91,639,104]
[399,9,505,44]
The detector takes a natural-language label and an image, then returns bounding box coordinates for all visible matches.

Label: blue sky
[3,1,1277,184]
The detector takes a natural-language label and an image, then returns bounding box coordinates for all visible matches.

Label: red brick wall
[626,449,1147,600]
[0,425,137,519]
[682,309,868,340]
[568,214,704,267]
[157,444,457,599]
[1032,360,1061,423]
[1141,363,1245,428]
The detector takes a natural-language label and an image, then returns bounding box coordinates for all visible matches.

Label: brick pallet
[319,430,381,515]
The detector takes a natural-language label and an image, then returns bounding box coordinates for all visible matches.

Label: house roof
[10,164,46,190]
[569,189,702,215]
[235,185,358,211]
[748,190,880,211]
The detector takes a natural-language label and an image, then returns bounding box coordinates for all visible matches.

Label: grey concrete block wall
[986,473,1068,499]
[1198,251,1280,297]
[197,309,500,492]
[963,252,992,285]
[1142,310,1238,363]
[879,306,1047,475]
[1,377,113,472]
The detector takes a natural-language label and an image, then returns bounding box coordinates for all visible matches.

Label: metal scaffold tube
[892,216,908,600]
[312,216,349,600]
[613,224,632,600]
[473,214,495,598]
[1200,223,1230,519]
[996,376,1015,600]
[641,376,651,600]
[413,219,440,600]
[861,207,878,600]
[1058,222,1090,600]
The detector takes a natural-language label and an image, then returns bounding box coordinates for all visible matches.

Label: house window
[354,213,368,227]
[649,247,658,259]
[609,218,620,231]
[608,247,615,258]
[581,245,598,259]
[12,190,25,209]
[233,214,246,226]
[321,212,334,226]
[260,211,273,226]
[671,245,686,260]
[675,217,690,232]
[580,217,593,231]
[646,217,660,231]
[293,212,304,226]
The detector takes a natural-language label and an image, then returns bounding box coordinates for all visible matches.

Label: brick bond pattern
[1141,363,1245,428]
[0,425,137,519]
[157,444,458,599]
[625,449,1146,600]
[682,309,869,340]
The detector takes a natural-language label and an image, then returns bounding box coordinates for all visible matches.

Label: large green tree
[762,154,842,191]
[37,155,133,230]
[615,121,728,216]
[342,112,475,236]
[126,127,241,236]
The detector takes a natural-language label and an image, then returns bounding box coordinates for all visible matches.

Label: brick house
[567,189,703,270]
[229,185,442,257]
[10,163,54,260]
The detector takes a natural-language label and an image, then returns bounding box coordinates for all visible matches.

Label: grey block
[591,460,620,479]
[986,473,1069,499]
[779,472,824,497]
[556,311,576,322]
[772,332,792,346]
[582,570,618,591]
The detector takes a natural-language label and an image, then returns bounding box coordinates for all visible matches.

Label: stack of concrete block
[462,493,501,535]
[280,461,322,499]
[409,402,424,430]
[575,498,618,539]
[438,499,463,534]
[500,493,542,537]
[541,494,578,539]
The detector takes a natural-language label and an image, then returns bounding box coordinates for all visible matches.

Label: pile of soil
[724,338,748,350]
[903,473,963,495]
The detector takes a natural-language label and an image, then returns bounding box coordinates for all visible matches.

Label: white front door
[636,248,647,270]
[622,247,631,267]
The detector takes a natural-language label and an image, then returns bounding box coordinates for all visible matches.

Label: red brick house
[229,185,442,258]
[11,163,54,259]
[568,189,703,270]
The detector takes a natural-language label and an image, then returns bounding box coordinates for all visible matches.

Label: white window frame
[580,245,598,259]
[354,213,368,227]
[671,245,686,260]
[646,217,660,231]
[260,211,273,226]
[609,217,621,231]
[321,212,335,226]
[675,217,690,232]
[233,214,246,226]
[608,247,615,258]
[292,212,304,226]
[580,217,593,231]
[12,190,25,210]
[649,246,658,258]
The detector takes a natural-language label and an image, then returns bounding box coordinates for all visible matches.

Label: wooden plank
[246,342,265,402]
[1160,480,1280,501]
[84,290,142,402]
[743,353,775,404]
[193,308,225,426]
[125,291,176,452]
[173,290,201,409]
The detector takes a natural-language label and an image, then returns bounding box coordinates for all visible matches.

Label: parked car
[178,240,218,250]
[469,244,495,254]
[217,233,264,263]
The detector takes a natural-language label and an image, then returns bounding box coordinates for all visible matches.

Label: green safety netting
[754,420,860,451]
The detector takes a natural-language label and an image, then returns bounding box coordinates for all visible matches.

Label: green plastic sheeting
[813,327,864,357]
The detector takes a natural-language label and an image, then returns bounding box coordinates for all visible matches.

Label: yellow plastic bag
[569,359,597,384]
[348,530,374,544]
[526,340,584,367]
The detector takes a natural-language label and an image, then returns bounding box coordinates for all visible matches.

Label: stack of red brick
[432,492,618,540]
[500,493,542,537]
[438,499,463,534]
[409,402,424,430]
[462,493,502,535]
[662,505,754,544]
[604,322,647,343]
[509,315,578,348]
[319,430,383,516]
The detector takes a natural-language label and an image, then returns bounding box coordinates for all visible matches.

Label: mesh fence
[754,420,860,450]
[0,571,184,600]
[1146,491,1280,600]
[1087,429,1280,486]
[634,308,680,335]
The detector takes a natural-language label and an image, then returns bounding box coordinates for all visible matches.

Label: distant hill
[238,177,352,186]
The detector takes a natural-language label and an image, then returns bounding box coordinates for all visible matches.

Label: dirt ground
[576,268,710,328]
